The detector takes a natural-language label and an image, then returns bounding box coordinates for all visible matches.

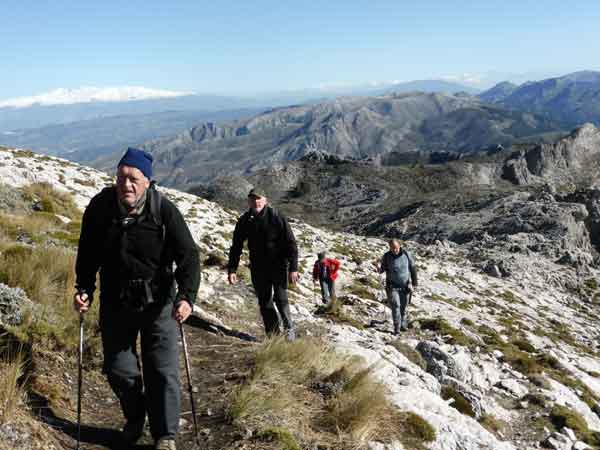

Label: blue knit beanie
[118,147,153,179]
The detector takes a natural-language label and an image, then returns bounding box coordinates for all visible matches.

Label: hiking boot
[400,325,408,332]
[122,417,145,444]
[155,437,177,450]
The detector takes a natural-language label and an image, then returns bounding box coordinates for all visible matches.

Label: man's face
[389,242,401,254]
[116,165,150,209]
[248,195,267,213]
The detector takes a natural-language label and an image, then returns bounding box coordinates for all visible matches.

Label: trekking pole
[76,313,84,450]
[179,323,200,446]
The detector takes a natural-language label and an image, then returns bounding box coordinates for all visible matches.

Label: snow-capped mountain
[0,86,192,109]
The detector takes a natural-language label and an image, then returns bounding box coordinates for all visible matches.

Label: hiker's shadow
[31,392,152,450]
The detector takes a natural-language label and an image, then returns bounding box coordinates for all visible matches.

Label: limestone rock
[0,283,33,326]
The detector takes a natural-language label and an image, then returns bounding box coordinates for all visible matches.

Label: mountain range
[194,123,600,235]
[480,71,600,127]
[0,79,478,161]
[0,107,265,162]
[124,91,561,189]
[0,80,477,131]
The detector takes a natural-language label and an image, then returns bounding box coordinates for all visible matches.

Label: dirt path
[33,317,259,450]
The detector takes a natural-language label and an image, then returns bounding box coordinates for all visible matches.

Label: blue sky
[2,0,600,99]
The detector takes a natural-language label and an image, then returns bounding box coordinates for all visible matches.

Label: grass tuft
[420,318,474,346]
[229,337,436,449]
[441,386,475,417]
[390,340,427,370]
[314,294,364,329]
[256,427,301,450]
[22,182,80,220]
[0,340,27,425]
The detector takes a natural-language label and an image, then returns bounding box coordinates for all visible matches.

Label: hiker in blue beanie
[74,147,200,450]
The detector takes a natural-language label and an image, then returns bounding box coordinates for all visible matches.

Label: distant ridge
[479,71,600,126]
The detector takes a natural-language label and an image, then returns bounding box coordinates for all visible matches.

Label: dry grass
[0,243,100,354]
[389,340,427,370]
[0,184,100,355]
[314,294,365,329]
[22,182,80,219]
[0,341,27,425]
[229,337,436,449]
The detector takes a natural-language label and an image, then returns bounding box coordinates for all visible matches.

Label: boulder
[0,283,33,326]
[416,341,468,383]
[542,432,574,450]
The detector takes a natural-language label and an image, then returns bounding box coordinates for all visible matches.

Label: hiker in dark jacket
[227,188,299,340]
[312,252,341,304]
[73,147,200,450]
[378,239,418,334]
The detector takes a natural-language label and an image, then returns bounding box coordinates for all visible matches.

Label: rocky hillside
[480,71,600,127]
[87,92,560,190]
[2,146,600,450]
[198,124,600,251]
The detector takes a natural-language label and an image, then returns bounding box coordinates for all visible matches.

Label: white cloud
[0,86,192,109]
[441,73,485,86]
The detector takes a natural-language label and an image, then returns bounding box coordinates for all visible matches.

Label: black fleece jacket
[75,186,200,305]
[228,206,298,274]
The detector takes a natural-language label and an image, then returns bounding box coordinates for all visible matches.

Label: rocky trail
[35,318,259,450]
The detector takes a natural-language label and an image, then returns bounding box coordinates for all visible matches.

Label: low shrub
[512,338,536,353]
[420,318,474,347]
[390,340,427,371]
[479,414,509,436]
[314,295,364,329]
[22,182,80,220]
[550,405,587,434]
[441,386,475,417]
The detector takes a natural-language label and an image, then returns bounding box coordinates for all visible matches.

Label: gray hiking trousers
[386,287,409,333]
[100,301,180,441]
[319,279,335,304]
[250,267,294,336]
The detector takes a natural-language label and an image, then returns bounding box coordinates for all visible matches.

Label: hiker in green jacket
[378,239,418,334]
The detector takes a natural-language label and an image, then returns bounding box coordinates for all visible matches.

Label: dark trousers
[319,278,335,304]
[386,288,409,333]
[251,268,294,335]
[99,301,180,441]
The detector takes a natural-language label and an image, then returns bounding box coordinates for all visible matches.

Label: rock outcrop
[502,123,600,186]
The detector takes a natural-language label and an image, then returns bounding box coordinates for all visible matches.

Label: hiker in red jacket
[312,252,341,304]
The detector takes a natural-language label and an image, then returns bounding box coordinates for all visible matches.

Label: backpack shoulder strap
[148,182,166,239]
